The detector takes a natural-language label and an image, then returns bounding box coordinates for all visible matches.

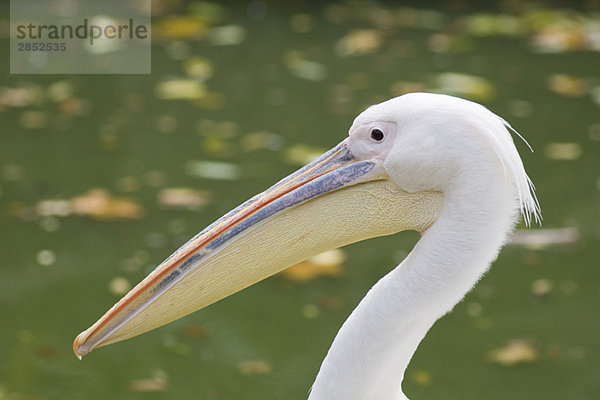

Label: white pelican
[74,93,540,400]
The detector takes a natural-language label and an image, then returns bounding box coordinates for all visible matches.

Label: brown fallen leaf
[318,296,345,311]
[183,324,209,339]
[71,189,144,220]
[488,340,538,366]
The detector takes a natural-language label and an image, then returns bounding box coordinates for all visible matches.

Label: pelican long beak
[74,140,441,358]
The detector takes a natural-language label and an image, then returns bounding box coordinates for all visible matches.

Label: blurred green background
[1,1,599,399]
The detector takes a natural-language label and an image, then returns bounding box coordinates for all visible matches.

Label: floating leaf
[47,80,74,103]
[71,189,144,220]
[157,188,211,210]
[531,278,553,297]
[183,324,209,339]
[544,142,582,160]
[209,25,245,46]
[284,51,326,81]
[58,97,89,116]
[19,111,48,129]
[241,132,284,152]
[36,199,72,217]
[284,144,328,166]
[411,370,432,386]
[0,85,44,107]
[36,250,56,266]
[466,301,483,317]
[183,57,214,81]
[155,79,206,101]
[155,17,208,40]
[488,340,538,366]
[302,304,320,319]
[128,369,168,392]
[531,27,586,53]
[280,249,345,283]
[186,160,241,180]
[109,276,132,296]
[193,91,226,110]
[433,73,495,101]
[463,14,522,37]
[188,2,224,24]
[509,227,579,249]
[317,296,344,311]
[39,216,60,232]
[547,74,587,97]
[238,359,272,375]
[335,29,382,57]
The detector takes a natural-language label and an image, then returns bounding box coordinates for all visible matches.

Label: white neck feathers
[308,156,520,400]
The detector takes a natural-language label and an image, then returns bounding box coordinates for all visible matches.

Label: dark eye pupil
[371,128,384,142]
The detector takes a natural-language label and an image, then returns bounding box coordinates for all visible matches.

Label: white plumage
[74,93,540,400]
[309,93,540,399]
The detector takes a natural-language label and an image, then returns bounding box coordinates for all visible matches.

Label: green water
[1,2,599,399]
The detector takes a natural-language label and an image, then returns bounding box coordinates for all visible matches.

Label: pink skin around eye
[346,121,397,163]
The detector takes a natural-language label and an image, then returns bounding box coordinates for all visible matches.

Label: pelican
[74,93,540,400]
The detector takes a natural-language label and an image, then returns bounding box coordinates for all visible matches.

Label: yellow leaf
[155,17,208,40]
[488,340,538,366]
[335,29,382,57]
[280,250,345,283]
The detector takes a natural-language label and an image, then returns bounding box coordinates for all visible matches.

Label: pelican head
[73,92,540,393]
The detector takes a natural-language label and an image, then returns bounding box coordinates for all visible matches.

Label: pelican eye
[370,128,385,142]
